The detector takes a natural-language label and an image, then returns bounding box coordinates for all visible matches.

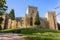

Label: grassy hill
[0,28,60,40]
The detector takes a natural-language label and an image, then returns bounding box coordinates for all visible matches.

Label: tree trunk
[0,24,2,30]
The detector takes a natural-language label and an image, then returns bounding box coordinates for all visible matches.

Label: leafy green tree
[9,9,15,20]
[0,0,7,30]
[34,11,40,26]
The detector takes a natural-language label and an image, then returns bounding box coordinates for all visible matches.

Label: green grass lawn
[0,28,60,40]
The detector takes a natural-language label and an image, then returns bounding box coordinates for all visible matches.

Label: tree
[0,0,7,30]
[9,9,15,20]
[57,23,60,30]
[34,11,40,26]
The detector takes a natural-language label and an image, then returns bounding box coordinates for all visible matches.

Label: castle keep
[1,6,58,30]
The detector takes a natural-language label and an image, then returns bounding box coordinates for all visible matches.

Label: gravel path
[0,33,26,40]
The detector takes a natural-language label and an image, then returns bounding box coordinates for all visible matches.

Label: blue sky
[6,0,60,23]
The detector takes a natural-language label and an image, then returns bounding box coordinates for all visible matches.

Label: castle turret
[45,11,58,30]
[25,6,38,26]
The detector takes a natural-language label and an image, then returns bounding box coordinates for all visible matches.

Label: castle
[1,6,58,30]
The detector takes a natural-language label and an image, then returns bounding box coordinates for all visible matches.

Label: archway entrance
[30,17,33,26]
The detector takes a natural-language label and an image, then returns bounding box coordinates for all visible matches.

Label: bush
[0,28,21,33]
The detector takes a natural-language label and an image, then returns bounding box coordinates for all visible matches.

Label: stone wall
[40,18,49,28]
[7,19,20,29]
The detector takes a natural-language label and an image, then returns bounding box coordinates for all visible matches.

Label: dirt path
[0,33,26,40]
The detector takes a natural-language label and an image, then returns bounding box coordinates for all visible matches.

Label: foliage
[0,0,7,30]
[0,28,21,33]
[0,28,59,33]
[0,0,7,12]
[9,9,15,20]
[0,17,3,24]
[57,23,60,30]
[34,11,40,25]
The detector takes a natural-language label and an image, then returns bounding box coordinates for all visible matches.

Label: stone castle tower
[45,11,58,30]
[24,6,38,27]
[1,6,58,30]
